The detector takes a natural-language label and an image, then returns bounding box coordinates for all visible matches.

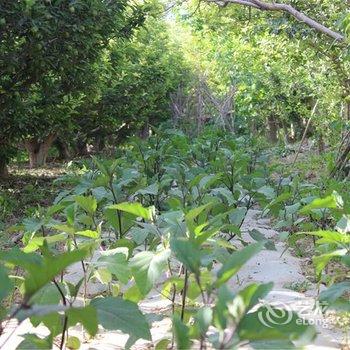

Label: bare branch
[207,0,345,42]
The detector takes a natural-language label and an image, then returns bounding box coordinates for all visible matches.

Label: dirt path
[0,210,345,349]
[237,209,344,349]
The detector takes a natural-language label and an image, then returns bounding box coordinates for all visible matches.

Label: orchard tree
[0,0,145,174]
[175,0,348,147]
[107,17,188,136]
[75,13,189,146]
[199,0,350,120]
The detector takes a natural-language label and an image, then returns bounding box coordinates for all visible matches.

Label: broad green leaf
[92,157,110,177]
[319,282,350,306]
[108,202,154,220]
[237,306,316,342]
[198,174,222,190]
[124,284,143,303]
[185,202,213,223]
[0,246,91,298]
[257,186,276,199]
[162,277,185,299]
[75,195,97,215]
[195,226,221,245]
[66,305,98,336]
[300,192,343,214]
[304,230,350,245]
[30,305,97,338]
[155,339,171,350]
[195,307,212,335]
[130,249,170,295]
[213,283,235,330]
[170,238,201,275]
[187,276,202,300]
[23,233,67,253]
[29,283,61,306]
[75,230,100,239]
[264,192,292,211]
[342,255,350,267]
[53,224,75,234]
[110,240,135,259]
[136,183,159,196]
[211,187,236,205]
[189,173,207,188]
[228,283,273,322]
[229,207,247,226]
[130,226,153,244]
[216,243,263,287]
[0,248,43,268]
[23,218,44,234]
[185,203,213,237]
[66,279,84,299]
[97,253,131,284]
[29,247,92,297]
[46,204,65,217]
[313,249,347,276]
[95,268,112,284]
[104,207,121,232]
[17,334,52,349]
[0,265,13,302]
[16,305,67,322]
[284,203,301,216]
[173,314,190,350]
[91,297,151,344]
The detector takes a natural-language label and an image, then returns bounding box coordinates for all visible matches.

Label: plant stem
[108,179,122,239]
[117,209,122,239]
[180,268,188,321]
[53,280,68,350]
[60,316,68,350]
[72,237,87,305]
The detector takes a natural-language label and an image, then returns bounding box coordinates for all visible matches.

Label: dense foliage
[0,129,349,348]
[175,0,349,144]
[0,0,148,167]
[0,1,349,348]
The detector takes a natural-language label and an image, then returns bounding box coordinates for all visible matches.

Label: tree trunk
[55,138,70,160]
[139,122,150,140]
[318,134,325,154]
[94,134,106,152]
[342,79,350,121]
[250,119,257,136]
[75,136,89,157]
[24,134,56,168]
[282,121,295,143]
[267,115,278,143]
[115,123,130,144]
[0,157,8,178]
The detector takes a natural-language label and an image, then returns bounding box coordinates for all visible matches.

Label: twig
[292,100,319,167]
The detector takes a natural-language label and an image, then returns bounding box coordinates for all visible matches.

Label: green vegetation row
[1,1,349,178]
[0,0,187,174]
[0,129,348,349]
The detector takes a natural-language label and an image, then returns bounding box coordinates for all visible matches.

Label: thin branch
[207,0,345,42]
[292,100,319,167]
